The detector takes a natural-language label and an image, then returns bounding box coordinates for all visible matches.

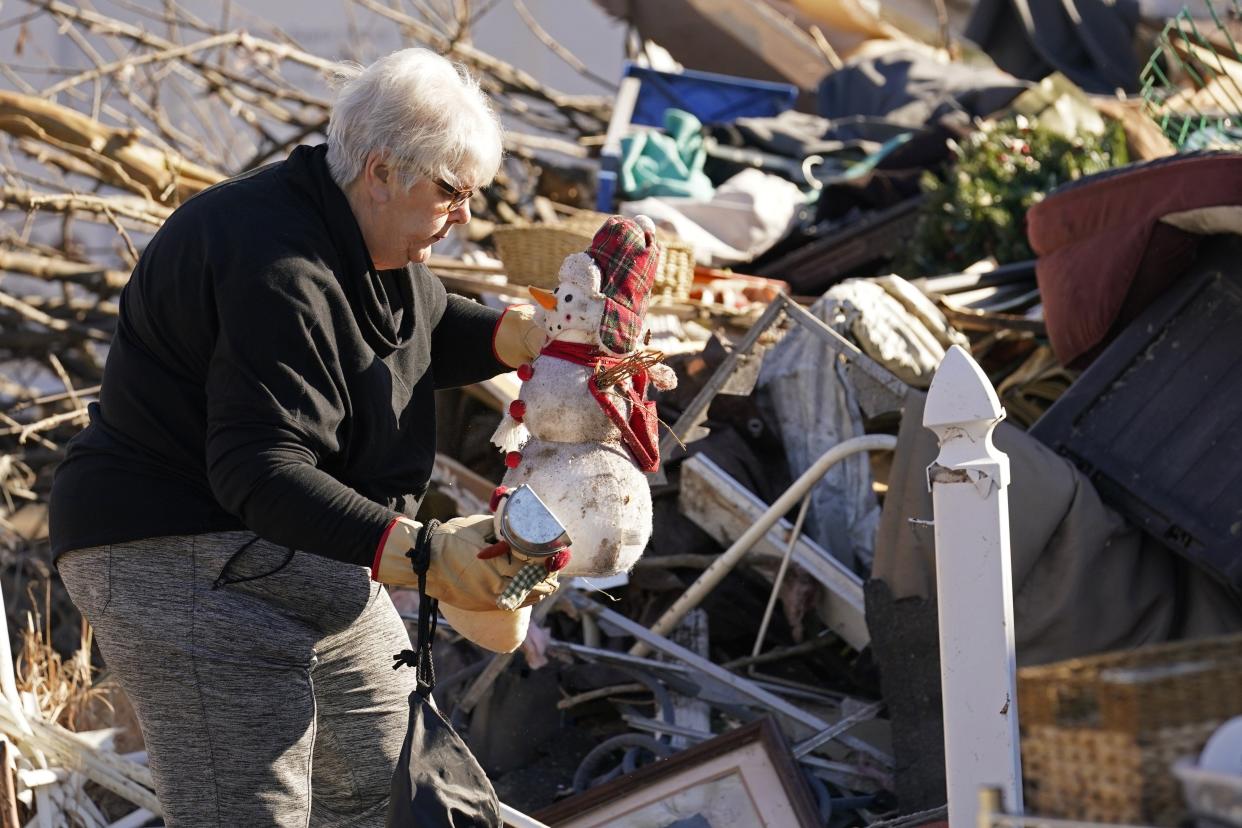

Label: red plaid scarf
[539,340,660,472]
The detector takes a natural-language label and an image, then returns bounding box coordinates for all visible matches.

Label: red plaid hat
[587,215,661,354]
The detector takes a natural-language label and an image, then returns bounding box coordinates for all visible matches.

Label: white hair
[325,48,503,190]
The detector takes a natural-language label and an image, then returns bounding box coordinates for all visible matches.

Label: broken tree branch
[0,248,128,293]
[350,0,611,127]
[0,89,222,202]
[0,186,171,227]
[512,0,617,91]
[0,293,110,343]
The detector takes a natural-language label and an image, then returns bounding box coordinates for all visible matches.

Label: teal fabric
[619,109,714,200]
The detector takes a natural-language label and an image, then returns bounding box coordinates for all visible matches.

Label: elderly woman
[49,49,550,825]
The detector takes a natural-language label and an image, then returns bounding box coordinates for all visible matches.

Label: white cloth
[621,168,805,265]
[758,275,967,570]
[830,276,968,388]
[758,296,881,573]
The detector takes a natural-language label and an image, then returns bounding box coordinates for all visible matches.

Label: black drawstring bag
[387,520,501,828]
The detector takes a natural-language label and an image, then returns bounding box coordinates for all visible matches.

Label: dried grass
[14,585,110,734]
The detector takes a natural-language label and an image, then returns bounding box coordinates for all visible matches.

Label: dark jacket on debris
[50,144,504,566]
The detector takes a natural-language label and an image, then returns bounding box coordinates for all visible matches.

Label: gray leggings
[58,532,415,827]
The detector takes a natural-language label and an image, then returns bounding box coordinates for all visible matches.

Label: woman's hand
[372,514,557,612]
[492,304,545,368]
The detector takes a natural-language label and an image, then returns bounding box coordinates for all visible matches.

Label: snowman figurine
[486,214,677,608]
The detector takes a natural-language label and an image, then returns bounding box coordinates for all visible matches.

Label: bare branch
[512,0,618,91]
[100,205,140,265]
[0,89,223,202]
[0,247,129,292]
[46,354,81,414]
[0,412,59,451]
[27,0,334,109]
[40,32,242,98]
[8,408,91,444]
[0,291,111,342]
[14,137,102,182]
[351,0,611,127]
[1,186,171,227]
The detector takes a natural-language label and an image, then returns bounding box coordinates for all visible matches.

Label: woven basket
[491,212,694,301]
[1018,633,1242,826]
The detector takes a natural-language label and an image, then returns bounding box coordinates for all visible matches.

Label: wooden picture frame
[533,718,820,828]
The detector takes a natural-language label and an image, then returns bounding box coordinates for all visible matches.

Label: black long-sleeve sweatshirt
[49,144,506,566]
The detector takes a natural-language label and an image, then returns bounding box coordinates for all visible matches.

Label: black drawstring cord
[392,520,440,691]
[392,650,420,669]
[212,535,295,589]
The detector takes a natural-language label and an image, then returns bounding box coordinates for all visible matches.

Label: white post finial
[923,344,1022,827]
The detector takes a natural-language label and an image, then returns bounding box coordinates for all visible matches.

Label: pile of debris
[2,0,1242,826]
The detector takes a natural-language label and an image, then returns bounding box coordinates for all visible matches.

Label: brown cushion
[1027,153,1242,367]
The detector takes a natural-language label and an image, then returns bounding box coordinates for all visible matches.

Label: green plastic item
[619,108,714,201]
[1140,1,1242,149]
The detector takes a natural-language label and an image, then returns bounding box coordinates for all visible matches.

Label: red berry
[505,451,522,469]
[545,548,572,572]
[509,400,526,421]
[489,485,508,512]
[516,363,534,381]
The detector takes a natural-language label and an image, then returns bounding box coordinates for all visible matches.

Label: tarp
[872,393,1242,667]
[816,41,1028,130]
[965,0,1142,94]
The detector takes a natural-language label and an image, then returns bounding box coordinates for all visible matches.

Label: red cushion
[1028,153,1242,368]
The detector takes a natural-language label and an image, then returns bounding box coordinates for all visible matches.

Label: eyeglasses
[433,177,474,212]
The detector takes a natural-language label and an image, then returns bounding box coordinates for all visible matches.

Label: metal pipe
[632,433,898,657]
[657,298,787,461]
[499,802,551,828]
[749,491,813,663]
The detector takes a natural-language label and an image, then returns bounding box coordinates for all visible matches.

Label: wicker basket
[491,212,694,301]
[1018,633,1242,826]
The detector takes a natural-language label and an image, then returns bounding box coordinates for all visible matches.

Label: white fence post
[923,344,1022,827]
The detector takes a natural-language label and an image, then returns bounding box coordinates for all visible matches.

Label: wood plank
[666,609,712,749]
[429,264,724,322]
[431,453,495,516]
[677,454,869,650]
[0,741,18,828]
[464,372,522,413]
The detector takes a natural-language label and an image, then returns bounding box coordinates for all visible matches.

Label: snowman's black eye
[564,294,574,302]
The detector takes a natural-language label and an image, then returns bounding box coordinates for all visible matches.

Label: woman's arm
[430,293,511,389]
[205,258,395,566]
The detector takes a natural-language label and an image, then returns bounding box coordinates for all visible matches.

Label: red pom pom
[505,451,522,469]
[545,548,572,573]
[508,400,526,421]
[516,363,534,381]
[489,485,508,513]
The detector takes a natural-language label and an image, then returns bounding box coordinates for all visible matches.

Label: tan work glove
[492,304,545,368]
[373,514,557,612]
[441,603,533,653]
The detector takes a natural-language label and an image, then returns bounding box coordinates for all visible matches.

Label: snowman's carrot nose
[529,286,557,310]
